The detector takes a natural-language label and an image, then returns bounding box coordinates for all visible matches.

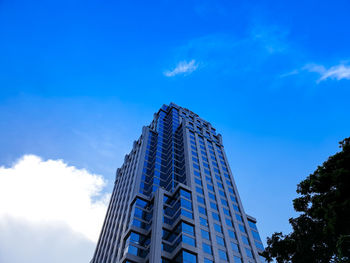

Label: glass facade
[91,103,264,263]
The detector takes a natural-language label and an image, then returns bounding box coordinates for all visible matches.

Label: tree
[262,138,350,263]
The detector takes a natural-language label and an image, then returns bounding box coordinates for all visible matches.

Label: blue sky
[1,0,350,262]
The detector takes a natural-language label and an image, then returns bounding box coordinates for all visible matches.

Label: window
[231,242,240,253]
[225,218,233,227]
[204,259,213,263]
[134,207,145,219]
[196,187,204,195]
[245,248,254,258]
[236,214,243,222]
[251,230,262,242]
[182,250,197,263]
[182,235,196,246]
[214,223,222,233]
[239,224,246,233]
[221,199,228,206]
[135,198,148,208]
[197,196,205,204]
[205,176,212,183]
[208,192,216,200]
[195,178,202,185]
[181,198,192,210]
[198,206,207,215]
[255,241,264,251]
[214,176,222,184]
[212,212,220,221]
[128,232,143,245]
[234,256,242,263]
[228,229,236,239]
[207,185,214,192]
[210,202,218,210]
[194,170,201,177]
[127,245,142,257]
[233,204,240,212]
[218,249,228,261]
[182,222,194,236]
[248,220,258,231]
[216,235,225,246]
[200,217,208,227]
[181,209,193,219]
[203,243,212,255]
[201,229,210,240]
[131,218,146,229]
[223,208,230,216]
[242,235,250,245]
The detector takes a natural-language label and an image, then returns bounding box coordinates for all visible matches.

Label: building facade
[91,103,265,263]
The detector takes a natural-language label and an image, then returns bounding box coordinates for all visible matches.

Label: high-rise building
[92,103,265,263]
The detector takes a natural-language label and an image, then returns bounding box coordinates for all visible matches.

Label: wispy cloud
[250,24,288,54]
[164,59,198,77]
[279,69,300,78]
[304,63,350,82]
[280,63,350,83]
[164,24,290,77]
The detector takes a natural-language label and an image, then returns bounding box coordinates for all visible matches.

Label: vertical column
[194,132,221,263]
[149,188,164,262]
[132,126,149,197]
[215,144,258,262]
[182,125,193,188]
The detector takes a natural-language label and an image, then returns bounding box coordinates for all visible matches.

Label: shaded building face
[92,103,265,263]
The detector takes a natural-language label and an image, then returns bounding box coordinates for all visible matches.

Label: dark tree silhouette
[262,138,350,263]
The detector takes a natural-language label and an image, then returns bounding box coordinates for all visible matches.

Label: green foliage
[262,138,350,263]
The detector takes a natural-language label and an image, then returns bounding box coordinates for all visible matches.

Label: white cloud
[0,217,96,263]
[164,59,198,77]
[305,63,350,82]
[0,155,110,263]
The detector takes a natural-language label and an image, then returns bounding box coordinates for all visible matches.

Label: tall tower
[92,103,265,263]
